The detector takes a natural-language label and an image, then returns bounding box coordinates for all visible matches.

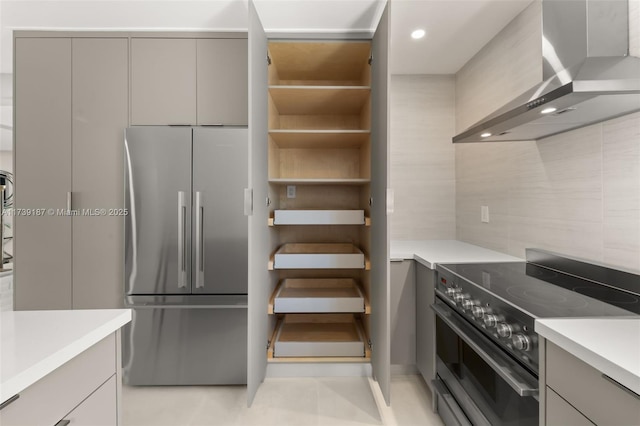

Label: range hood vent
[454,0,640,143]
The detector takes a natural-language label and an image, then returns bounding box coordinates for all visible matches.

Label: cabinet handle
[66,191,72,212]
[602,374,640,400]
[0,394,19,410]
[177,191,187,288]
[55,420,71,426]
[195,191,204,289]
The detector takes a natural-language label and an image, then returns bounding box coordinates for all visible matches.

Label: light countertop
[0,309,131,403]
[391,240,521,269]
[536,318,640,395]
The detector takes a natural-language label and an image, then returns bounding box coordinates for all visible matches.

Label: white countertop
[390,240,522,269]
[536,318,640,395]
[0,309,131,403]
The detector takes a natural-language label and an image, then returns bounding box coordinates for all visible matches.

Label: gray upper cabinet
[14,36,128,310]
[196,39,248,125]
[14,38,72,310]
[130,38,197,125]
[131,37,248,126]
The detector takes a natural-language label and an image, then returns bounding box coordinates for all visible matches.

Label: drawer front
[0,333,116,426]
[546,387,593,426]
[546,341,640,426]
[60,375,117,426]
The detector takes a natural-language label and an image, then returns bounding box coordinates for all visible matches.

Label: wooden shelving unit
[269,130,370,149]
[269,243,367,270]
[269,209,368,226]
[266,40,372,362]
[268,278,370,314]
[269,315,370,360]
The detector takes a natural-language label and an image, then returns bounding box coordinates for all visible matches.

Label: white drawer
[60,375,117,426]
[0,333,116,426]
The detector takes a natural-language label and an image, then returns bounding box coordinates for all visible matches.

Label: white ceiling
[253,0,534,74]
[389,0,534,74]
[1,0,534,75]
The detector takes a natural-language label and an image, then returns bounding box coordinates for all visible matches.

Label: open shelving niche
[266,40,374,363]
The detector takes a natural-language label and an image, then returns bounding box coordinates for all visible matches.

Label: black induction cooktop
[441,261,640,317]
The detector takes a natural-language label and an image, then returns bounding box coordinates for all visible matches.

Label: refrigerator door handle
[178,191,187,288]
[195,191,205,288]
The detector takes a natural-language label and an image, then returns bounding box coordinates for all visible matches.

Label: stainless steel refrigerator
[123,126,248,385]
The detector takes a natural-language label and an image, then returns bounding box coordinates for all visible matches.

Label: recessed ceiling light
[541,107,557,114]
[481,132,492,138]
[411,29,426,40]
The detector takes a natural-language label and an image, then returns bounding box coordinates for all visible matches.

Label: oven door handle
[431,300,539,398]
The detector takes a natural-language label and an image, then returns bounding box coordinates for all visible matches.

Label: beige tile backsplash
[456,112,640,272]
[390,75,456,241]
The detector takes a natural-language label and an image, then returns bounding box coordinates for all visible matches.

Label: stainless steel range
[432,249,640,426]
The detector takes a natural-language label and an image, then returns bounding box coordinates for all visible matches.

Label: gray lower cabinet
[131,37,248,126]
[545,340,640,426]
[60,375,117,426]
[546,387,592,426]
[0,333,120,426]
[14,36,128,310]
[416,262,436,391]
[390,260,416,368]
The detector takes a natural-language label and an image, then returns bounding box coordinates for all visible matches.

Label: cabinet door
[14,38,72,310]
[197,39,248,125]
[370,2,391,406]
[390,260,416,367]
[247,0,271,406]
[130,38,197,125]
[416,263,436,390]
[72,38,128,309]
[59,375,117,426]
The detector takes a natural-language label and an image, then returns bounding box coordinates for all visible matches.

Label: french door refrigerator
[123,126,248,385]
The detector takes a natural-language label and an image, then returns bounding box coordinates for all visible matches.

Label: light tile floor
[123,375,444,426]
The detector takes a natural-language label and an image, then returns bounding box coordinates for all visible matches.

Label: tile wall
[390,75,456,241]
[454,0,640,272]
[455,113,640,272]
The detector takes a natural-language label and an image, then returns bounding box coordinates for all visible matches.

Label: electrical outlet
[481,206,490,223]
[287,185,296,199]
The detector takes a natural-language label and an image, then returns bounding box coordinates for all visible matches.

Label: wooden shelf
[268,278,370,314]
[268,41,371,85]
[269,130,370,149]
[269,314,368,359]
[270,210,367,226]
[269,178,370,186]
[269,86,370,115]
[269,243,367,270]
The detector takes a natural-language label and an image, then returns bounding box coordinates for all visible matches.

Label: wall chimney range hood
[453,0,640,143]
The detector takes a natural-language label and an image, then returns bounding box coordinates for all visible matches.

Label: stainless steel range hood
[453,0,640,143]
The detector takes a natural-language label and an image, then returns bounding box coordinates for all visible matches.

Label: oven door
[431,298,539,426]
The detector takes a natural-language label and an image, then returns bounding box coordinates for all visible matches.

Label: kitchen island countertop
[536,317,640,395]
[391,239,521,269]
[0,309,131,404]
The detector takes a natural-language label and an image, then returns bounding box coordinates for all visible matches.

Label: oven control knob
[497,323,513,338]
[446,287,461,297]
[472,306,489,319]
[483,314,501,327]
[512,334,531,351]
[453,293,469,303]
[462,299,477,310]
